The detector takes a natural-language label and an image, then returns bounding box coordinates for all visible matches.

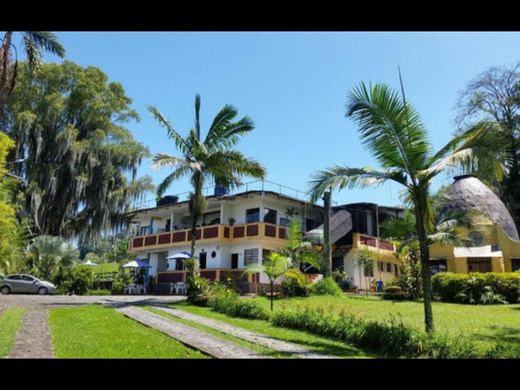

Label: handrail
[128,179,309,211]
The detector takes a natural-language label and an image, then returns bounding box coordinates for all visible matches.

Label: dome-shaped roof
[441,175,519,241]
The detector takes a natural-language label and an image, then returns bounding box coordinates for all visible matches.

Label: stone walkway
[117,306,268,359]
[154,305,336,359]
[9,310,54,358]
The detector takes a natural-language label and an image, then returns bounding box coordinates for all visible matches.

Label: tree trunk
[270,280,274,311]
[413,201,434,334]
[322,191,332,277]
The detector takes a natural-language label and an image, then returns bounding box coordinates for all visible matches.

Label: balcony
[355,233,396,252]
[129,222,289,251]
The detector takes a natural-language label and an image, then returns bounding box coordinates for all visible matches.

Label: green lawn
[49,305,207,358]
[169,302,374,358]
[251,294,520,352]
[0,308,25,358]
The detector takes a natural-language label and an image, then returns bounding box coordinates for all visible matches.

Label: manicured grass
[91,263,120,274]
[0,308,26,357]
[252,294,520,352]
[169,302,374,358]
[49,305,207,358]
[143,306,294,358]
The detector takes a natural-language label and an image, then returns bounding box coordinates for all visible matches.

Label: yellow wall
[429,214,520,274]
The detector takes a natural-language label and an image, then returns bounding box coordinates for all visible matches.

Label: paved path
[0,294,186,308]
[118,306,267,359]
[9,310,54,358]
[154,305,336,359]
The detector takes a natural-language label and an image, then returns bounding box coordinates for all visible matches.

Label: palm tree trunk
[413,203,434,333]
[322,191,332,277]
[270,280,274,311]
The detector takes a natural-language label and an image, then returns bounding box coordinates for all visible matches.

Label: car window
[21,275,35,282]
[7,275,21,280]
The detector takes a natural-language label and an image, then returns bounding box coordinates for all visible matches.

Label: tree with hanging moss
[3,61,153,244]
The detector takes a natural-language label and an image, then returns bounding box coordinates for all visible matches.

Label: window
[263,208,277,224]
[7,275,21,280]
[364,266,374,277]
[244,248,259,266]
[306,219,319,231]
[279,217,290,227]
[332,256,344,272]
[468,231,484,246]
[512,258,520,272]
[386,263,392,273]
[430,259,447,275]
[379,262,385,272]
[140,226,151,236]
[246,208,260,223]
[394,264,399,277]
[262,249,272,262]
[21,276,35,282]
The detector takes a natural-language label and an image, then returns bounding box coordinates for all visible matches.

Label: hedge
[271,305,508,358]
[432,272,520,304]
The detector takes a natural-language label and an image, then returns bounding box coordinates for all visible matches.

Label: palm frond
[424,120,513,181]
[147,105,191,156]
[22,32,65,58]
[346,82,431,175]
[204,150,266,188]
[151,153,187,170]
[308,165,407,203]
[156,166,191,197]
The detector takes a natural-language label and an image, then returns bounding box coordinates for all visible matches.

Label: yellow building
[430,175,520,274]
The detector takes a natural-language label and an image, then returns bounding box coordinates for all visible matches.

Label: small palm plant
[243,252,306,312]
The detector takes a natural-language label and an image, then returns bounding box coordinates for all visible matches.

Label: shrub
[271,305,497,358]
[187,276,215,306]
[207,285,270,320]
[282,278,311,297]
[311,277,342,296]
[55,265,94,295]
[86,289,111,296]
[111,272,133,294]
[432,272,520,304]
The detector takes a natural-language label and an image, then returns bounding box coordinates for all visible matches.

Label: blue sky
[35,32,520,207]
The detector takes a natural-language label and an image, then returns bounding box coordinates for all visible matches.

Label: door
[467,257,492,273]
[199,252,207,269]
[20,275,38,293]
[231,253,239,269]
[6,275,22,293]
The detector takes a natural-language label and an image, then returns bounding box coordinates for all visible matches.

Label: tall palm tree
[309,82,510,333]
[0,32,65,119]
[148,95,267,278]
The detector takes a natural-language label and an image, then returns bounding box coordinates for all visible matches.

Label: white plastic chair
[175,282,187,295]
[169,282,175,295]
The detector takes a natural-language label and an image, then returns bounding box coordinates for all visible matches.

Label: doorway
[467,257,492,273]
[231,253,239,269]
[199,252,207,269]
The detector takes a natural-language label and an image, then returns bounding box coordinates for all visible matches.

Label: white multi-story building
[126,181,404,293]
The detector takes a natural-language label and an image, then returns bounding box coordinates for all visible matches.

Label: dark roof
[442,175,519,241]
[304,209,353,244]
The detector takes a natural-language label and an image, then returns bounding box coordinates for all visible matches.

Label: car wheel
[0,286,10,295]
[38,287,48,295]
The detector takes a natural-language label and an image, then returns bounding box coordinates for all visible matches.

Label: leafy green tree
[309,82,507,333]
[354,247,374,296]
[4,61,153,244]
[456,63,520,230]
[148,95,267,279]
[0,32,65,123]
[0,132,25,274]
[26,235,79,280]
[284,220,321,271]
